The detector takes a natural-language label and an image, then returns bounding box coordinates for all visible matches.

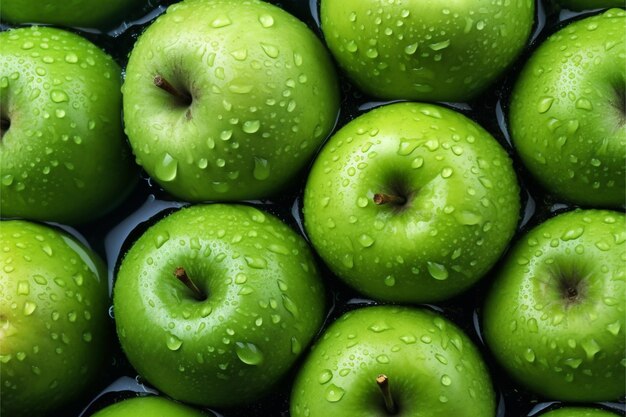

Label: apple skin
[304,102,520,303]
[122,0,339,202]
[540,408,620,417]
[320,0,534,102]
[0,26,137,225]
[509,9,625,207]
[483,210,625,401]
[0,220,111,417]
[554,0,625,11]
[291,306,496,417]
[90,396,214,417]
[113,204,326,408]
[0,0,145,28]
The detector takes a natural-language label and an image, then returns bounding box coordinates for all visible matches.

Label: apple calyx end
[376,374,398,415]
[154,75,192,107]
[373,193,407,206]
[174,267,206,301]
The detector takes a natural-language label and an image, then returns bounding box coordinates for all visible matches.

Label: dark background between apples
[1,1,625,416]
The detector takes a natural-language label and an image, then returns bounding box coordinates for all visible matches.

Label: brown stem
[374,193,406,206]
[174,267,204,301]
[154,75,192,104]
[376,374,397,414]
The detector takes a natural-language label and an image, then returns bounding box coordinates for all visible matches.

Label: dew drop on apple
[523,348,536,363]
[0,172,18,189]
[325,384,345,402]
[282,294,299,318]
[384,275,395,287]
[253,157,271,181]
[155,152,178,182]
[166,334,183,351]
[50,89,68,103]
[291,336,302,354]
[376,354,390,364]
[154,232,170,249]
[211,16,232,28]
[259,14,274,28]
[440,374,452,386]
[358,234,374,247]
[426,261,448,281]
[368,321,391,333]
[235,341,264,365]
[23,301,37,316]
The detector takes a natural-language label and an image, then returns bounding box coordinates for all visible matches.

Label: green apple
[554,0,625,11]
[90,396,214,417]
[0,26,137,225]
[113,204,326,408]
[509,9,625,207]
[304,102,520,303]
[0,0,146,28]
[291,306,496,417]
[320,0,534,102]
[540,407,620,417]
[122,0,339,201]
[483,210,625,401]
[0,220,110,417]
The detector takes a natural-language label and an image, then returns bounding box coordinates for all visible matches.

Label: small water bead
[440,374,452,386]
[325,384,345,402]
[260,43,279,58]
[253,158,270,181]
[259,14,274,28]
[317,369,333,385]
[211,16,232,28]
[166,334,183,351]
[235,342,263,365]
[155,153,178,182]
[50,90,68,103]
[427,262,448,281]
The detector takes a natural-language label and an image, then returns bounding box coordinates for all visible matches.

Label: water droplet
[537,96,554,113]
[427,262,449,280]
[1,174,14,186]
[376,354,390,364]
[17,281,30,295]
[318,369,333,384]
[358,234,374,247]
[575,98,592,110]
[64,53,78,63]
[282,294,299,318]
[23,301,37,315]
[523,348,536,363]
[155,232,170,248]
[260,42,279,58]
[253,157,270,180]
[325,384,345,402]
[581,339,600,360]
[384,275,396,287]
[441,374,452,386]
[50,90,68,103]
[155,152,178,182]
[245,256,267,269]
[429,40,450,51]
[166,334,183,351]
[291,336,301,354]
[211,16,232,28]
[527,318,538,333]
[259,14,274,27]
[243,120,260,133]
[235,342,264,365]
[456,211,482,226]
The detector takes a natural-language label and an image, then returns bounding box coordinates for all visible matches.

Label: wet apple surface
[0,1,624,416]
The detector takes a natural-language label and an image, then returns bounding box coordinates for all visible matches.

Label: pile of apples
[0,0,624,416]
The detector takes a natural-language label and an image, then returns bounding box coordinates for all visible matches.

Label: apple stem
[376,374,397,415]
[373,193,406,206]
[154,75,192,104]
[174,267,205,301]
